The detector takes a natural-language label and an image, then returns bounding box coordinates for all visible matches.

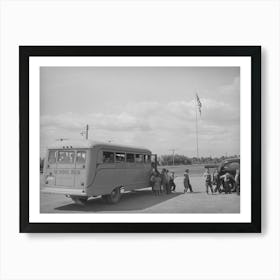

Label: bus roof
[47,140,152,153]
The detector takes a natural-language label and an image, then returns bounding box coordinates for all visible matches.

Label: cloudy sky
[40,67,240,158]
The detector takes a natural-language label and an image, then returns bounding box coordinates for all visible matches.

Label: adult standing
[169,171,176,191]
[150,171,156,195]
[183,169,193,193]
[220,172,231,194]
[166,170,171,194]
[161,169,169,194]
[213,168,221,193]
[203,168,214,194]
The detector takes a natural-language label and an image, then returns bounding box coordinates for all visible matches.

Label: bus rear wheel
[106,187,121,204]
[70,196,88,205]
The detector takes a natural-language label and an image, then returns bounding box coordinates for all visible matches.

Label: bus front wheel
[106,187,121,204]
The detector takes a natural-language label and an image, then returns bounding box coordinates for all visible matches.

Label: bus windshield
[57,151,75,164]
[48,150,87,165]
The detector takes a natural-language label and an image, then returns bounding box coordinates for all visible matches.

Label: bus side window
[126,153,135,163]
[116,152,125,162]
[48,150,56,164]
[144,154,151,163]
[103,151,115,163]
[135,154,144,163]
[76,151,86,164]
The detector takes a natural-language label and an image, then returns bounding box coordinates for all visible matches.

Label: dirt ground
[40,165,240,213]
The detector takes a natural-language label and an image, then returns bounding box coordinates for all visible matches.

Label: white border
[29,56,251,223]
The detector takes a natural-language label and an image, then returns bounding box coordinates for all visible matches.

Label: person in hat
[220,172,232,194]
[150,171,157,195]
[166,169,171,194]
[213,168,221,193]
[169,171,176,192]
[161,168,169,194]
[183,169,193,193]
[203,168,214,194]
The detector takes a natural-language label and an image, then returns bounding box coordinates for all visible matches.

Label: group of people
[150,167,240,196]
[150,169,176,196]
[203,167,240,195]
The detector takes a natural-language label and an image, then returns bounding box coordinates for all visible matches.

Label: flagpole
[195,95,199,159]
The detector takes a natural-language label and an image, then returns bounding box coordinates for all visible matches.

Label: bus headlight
[45,175,54,184]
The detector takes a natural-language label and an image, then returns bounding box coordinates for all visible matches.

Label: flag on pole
[196,93,202,116]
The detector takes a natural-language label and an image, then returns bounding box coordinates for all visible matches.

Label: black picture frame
[20,46,261,233]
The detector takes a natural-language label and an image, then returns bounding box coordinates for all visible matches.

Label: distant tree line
[159,154,192,166]
[159,154,239,166]
[40,154,240,170]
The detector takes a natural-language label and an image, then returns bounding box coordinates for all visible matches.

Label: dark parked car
[217,158,240,192]
[205,158,240,192]
[218,158,240,177]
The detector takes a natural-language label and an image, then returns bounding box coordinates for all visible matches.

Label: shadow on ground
[55,190,181,212]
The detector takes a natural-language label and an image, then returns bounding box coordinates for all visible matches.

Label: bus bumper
[41,186,87,196]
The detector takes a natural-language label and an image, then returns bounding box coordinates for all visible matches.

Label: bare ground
[40,174,240,213]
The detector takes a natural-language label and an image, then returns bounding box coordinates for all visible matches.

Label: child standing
[169,171,176,191]
[203,168,214,195]
[153,173,162,196]
[220,172,232,194]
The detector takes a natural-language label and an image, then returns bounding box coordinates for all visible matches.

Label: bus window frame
[144,154,151,163]
[126,153,135,163]
[135,153,144,163]
[48,150,57,164]
[76,150,87,167]
[56,150,76,165]
[102,151,115,164]
[115,152,126,163]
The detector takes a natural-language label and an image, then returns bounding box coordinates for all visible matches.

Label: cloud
[219,76,240,96]
[41,96,240,158]
[199,98,240,126]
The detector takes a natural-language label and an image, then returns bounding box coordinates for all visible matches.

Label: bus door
[45,150,57,185]
[151,154,158,171]
[74,150,87,188]
[47,150,57,169]
[55,150,76,187]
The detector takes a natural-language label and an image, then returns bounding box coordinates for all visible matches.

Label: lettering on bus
[53,169,81,175]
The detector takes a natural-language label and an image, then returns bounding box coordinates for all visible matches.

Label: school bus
[42,140,155,204]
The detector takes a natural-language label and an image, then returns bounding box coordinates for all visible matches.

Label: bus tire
[107,187,121,204]
[71,196,88,205]
[101,195,109,202]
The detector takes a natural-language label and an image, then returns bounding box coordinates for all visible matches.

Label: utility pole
[85,124,89,140]
[81,124,89,140]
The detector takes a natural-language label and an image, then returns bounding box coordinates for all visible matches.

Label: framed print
[19,46,261,233]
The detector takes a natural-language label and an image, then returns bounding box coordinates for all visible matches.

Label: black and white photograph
[19,46,261,232]
[40,66,241,214]
[3,1,280,279]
